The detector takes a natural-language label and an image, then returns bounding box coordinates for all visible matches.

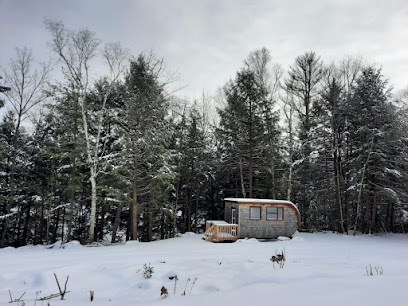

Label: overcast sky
[1,0,408,100]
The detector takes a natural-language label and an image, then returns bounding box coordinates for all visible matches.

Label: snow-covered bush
[142,263,154,279]
[365,264,383,276]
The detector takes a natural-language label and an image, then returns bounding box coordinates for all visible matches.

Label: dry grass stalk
[8,290,26,303]
[181,278,190,296]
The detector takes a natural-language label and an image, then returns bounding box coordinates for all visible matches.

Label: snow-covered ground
[1,232,407,306]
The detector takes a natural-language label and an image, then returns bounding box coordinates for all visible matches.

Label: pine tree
[345,67,399,234]
[285,51,326,229]
[0,111,31,246]
[120,54,173,241]
[217,64,281,200]
[0,76,11,108]
[173,103,212,233]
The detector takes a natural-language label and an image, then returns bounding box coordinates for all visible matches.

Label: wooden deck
[204,221,239,242]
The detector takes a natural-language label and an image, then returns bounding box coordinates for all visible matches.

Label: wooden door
[231,208,237,224]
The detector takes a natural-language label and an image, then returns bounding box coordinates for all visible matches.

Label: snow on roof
[224,198,295,205]
[224,198,301,225]
[206,220,237,225]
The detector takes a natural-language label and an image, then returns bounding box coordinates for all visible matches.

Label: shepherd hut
[204,198,300,242]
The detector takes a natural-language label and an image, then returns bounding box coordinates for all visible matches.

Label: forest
[1,20,408,247]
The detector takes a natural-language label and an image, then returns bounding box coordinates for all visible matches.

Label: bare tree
[245,47,272,89]
[338,55,363,95]
[198,91,216,137]
[244,47,283,98]
[285,51,325,141]
[1,47,52,135]
[45,19,129,242]
[0,47,51,247]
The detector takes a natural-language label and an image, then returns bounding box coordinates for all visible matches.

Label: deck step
[204,221,239,243]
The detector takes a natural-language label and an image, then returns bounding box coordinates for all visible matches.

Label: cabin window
[266,207,284,220]
[250,206,261,220]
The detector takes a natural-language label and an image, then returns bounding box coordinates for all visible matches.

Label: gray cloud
[1,0,407,100]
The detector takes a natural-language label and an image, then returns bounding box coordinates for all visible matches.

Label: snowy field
[1,232,407,306]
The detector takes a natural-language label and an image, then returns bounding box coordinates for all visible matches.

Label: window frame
[249,206,262,220]
[266,206,284,221]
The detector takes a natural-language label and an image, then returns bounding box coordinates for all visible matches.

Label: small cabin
[204,198,300,242]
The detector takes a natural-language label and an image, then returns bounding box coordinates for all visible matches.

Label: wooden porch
[204,221,239,242]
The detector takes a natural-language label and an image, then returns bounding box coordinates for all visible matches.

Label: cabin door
[231,208,237,224]
[231,208,237,236]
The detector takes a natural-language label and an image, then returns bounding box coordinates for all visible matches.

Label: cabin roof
[224,198,301,225]
[224,198,295,205]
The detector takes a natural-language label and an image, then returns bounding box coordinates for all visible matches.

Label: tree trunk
[248,99,253,198]
[131,203,137,240]
[16,206,23,246]
[370,189,377,234]
[160,212,165,240]
[287,151,293,201]
[89,173,97,242]
[22,205,30,245]
[79,92,101,244]
[249,149,253,198]
[285,100,294,202]
[98,204,106,241]
[1,157,14,247]
[239,158,246,198]
[126,205,131,241]
[40,202,46,244]
[148,202,153,241]
[334,133,345,233]
[111,204,123,243]
[52,207,60,243]
[172,182,179,238]
[390,201,395,232]
[183,193,187,233]
[33,207,38,245]
[271,162,276,199]
[46,202,51,245]
[0,218,8,247]
[61,207,65,243]
[131,157,138,240]
[187,191,192,232]
[365,191,371,234]
[66,201,73,242]
[194,189,199,233]
[353,138,375,236]
[66,120,78,243]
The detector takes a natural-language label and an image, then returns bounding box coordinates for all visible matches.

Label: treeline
[1,21,408,247]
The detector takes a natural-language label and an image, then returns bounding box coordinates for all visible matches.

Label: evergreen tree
[0,76,11,108]
[0,111,31,246]
[217,64,281,200]
[121,54,174,241]
[45,86,90,243]
[174,103,212,233]
[285,51,326,229]
[345,67,400,234]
